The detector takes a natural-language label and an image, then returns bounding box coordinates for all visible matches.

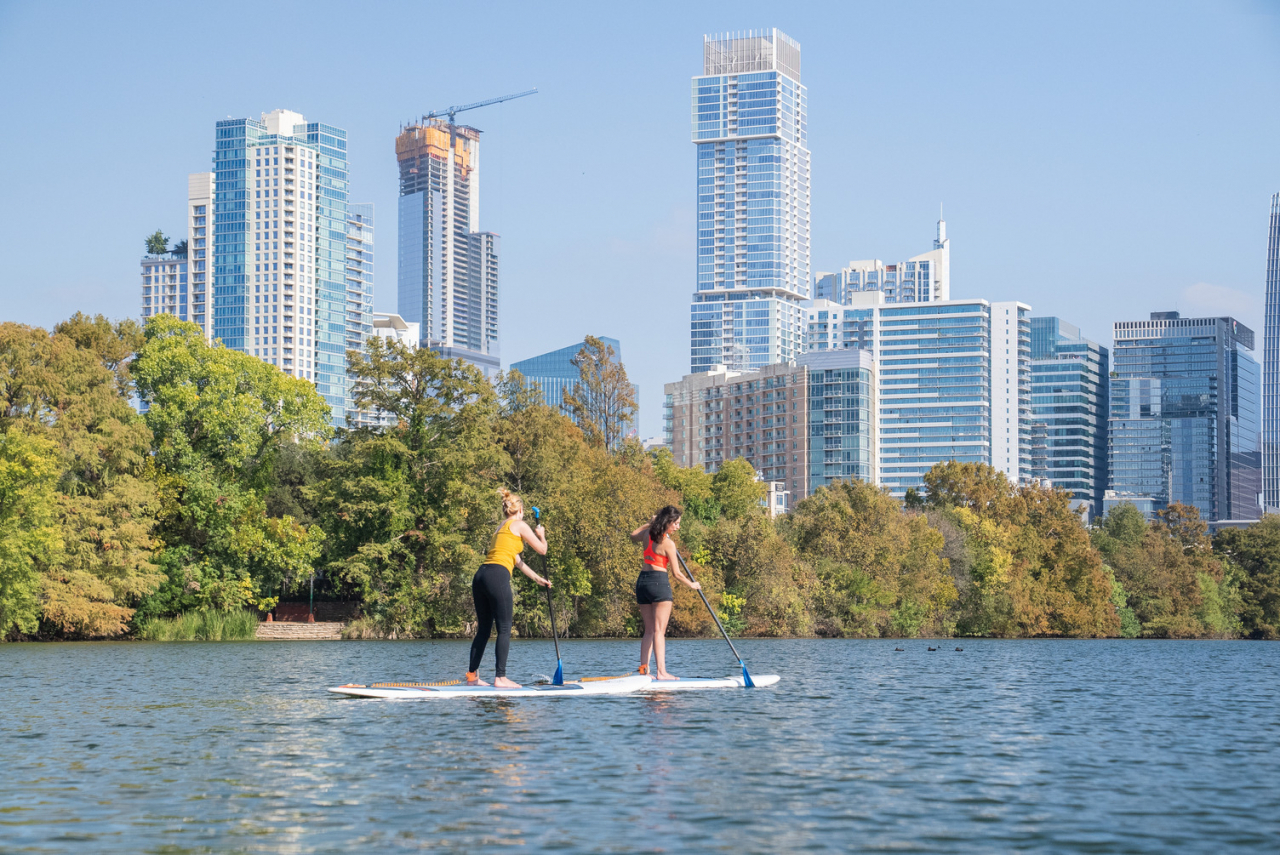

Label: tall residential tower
[396,119,500,377]
[690,29,810,373]
[1263,193,1280,511]
[211,109,351,423]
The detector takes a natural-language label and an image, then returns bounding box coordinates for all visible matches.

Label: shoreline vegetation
[2,314,1279,643]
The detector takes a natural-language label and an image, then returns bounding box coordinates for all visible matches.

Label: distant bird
[927,646,937,651]
[894,647,904,652]
[955,647,963,652]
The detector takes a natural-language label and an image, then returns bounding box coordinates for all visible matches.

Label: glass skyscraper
[801,350,876,492]
[1109,312,1261,521]
[510,337,625,412]
[1263,193,1280,511]
[1029,317,1109,519]
[874,300,1031,497]
[690,29,810,373]
[211,109,350,424]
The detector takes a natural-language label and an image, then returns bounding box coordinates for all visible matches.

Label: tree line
[1,314,1277,641]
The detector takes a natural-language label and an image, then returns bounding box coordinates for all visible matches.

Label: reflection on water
[1,639,1278,853]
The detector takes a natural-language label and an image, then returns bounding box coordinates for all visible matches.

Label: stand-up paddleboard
[641,674,781,690]
[328,673,651,699]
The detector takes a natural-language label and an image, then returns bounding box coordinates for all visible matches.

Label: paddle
[673,549,756,688]
[530,507,563,685]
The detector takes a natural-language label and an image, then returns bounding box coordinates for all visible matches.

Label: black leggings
[469,563,514,678]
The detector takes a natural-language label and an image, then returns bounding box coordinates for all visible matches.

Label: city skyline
[2,2,1278,437]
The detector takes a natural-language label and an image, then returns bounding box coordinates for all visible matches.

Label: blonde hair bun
[499,488,523,517]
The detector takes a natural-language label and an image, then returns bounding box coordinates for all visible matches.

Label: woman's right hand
[535,524,545,539]
[688,580,702,591]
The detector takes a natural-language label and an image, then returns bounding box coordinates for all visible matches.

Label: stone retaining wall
[255,621,345,641]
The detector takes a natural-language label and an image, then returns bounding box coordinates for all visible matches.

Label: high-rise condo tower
[1263,193,1280,511]
[396,119,500,377]
[211,109,352,423]
[690,29,810,373]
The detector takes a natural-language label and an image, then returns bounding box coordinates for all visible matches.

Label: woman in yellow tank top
[467,489,550,688]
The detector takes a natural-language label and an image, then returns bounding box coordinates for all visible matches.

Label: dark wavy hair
[650,505,683,543]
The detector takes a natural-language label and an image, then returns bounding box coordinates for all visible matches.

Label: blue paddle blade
[742,662,756,688]
[553,660,564,686]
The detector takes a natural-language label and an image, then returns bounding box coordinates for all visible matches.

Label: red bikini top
[643,537,669,570]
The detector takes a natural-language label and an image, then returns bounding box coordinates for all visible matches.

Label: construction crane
[424,88,538,126]
[416,89,538,146]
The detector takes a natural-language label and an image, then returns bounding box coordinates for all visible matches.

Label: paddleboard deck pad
[640,674,780,690]
[328,673,779,698]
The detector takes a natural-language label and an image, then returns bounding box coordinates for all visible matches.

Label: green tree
[562,335,636,450]
[145,229,168,255]
[132,315,331,616]
[1214,516,1280,639]
[315,337,506,634]
[712,457,767,521]
[652,448,720,523]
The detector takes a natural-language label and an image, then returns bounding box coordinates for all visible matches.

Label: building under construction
[395,118,500,376]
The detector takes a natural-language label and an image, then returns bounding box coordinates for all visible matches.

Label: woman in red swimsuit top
[629,505,700,680]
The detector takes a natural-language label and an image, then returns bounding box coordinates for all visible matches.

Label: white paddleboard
[640,674,781,690]
[328,673,651,699]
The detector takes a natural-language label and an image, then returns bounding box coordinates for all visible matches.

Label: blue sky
[1,0,1278,437]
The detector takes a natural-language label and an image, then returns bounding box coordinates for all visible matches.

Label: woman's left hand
[540,577,553,588]
[688,580,702,591]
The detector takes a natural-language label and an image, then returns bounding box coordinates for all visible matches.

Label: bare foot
[493,676,522,689]
[655,671,680,681]
[466,674,490,686]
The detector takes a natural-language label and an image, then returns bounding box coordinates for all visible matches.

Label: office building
[1109,312,1261,522]
[396,119,500,377]
[140,173,213,338]
[814,219,950,305]
[1264,193,1280,511]
[802,349,876,492]
[510,337,625,411]
[1106,377,1170,518]
[690,29,810,373]
[1029,317,1109,518]
[345,204,375,370]
[875,300,1031,498]
[211,108,350,423]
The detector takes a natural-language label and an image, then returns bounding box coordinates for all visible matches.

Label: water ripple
[0,639,1277,853]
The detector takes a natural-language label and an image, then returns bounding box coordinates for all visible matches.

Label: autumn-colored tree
[562,335,637,450]
[0,428,60,638]
[0,319,162,637]
[1097,502,1236,638]
[788,480,952,638]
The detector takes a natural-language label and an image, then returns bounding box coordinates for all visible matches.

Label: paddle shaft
[674,549,745,664]
[532,509,561,663]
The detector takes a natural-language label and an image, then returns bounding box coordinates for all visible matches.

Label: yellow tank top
[484,518,524,573]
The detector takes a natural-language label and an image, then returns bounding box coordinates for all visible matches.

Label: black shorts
[636,569,674,605]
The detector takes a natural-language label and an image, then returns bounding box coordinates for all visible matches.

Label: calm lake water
[1,638,1277,853]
